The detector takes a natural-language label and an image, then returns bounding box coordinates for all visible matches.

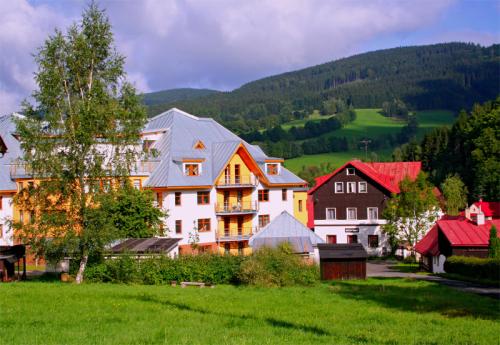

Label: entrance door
[224,191,230,211]
[224,217,230,237]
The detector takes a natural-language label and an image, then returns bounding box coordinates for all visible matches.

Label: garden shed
[109,238,181,258]
[0,245,26,282]
[318,243,367,280]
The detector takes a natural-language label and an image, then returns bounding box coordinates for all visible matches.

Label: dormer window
[184,163,200,176]
[142,140,155,152]
[194,140,206,150]
[347,168,355,175]
[266,163,280,175]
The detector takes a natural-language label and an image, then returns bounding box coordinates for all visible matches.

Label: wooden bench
[180,281,214,288]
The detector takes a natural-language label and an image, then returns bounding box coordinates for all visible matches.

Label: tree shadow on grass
[330,278,500,320]
[132,294,330,336]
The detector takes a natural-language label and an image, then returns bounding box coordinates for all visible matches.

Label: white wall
[432,254,446,273]
[255,184,294,229]
[314,224,389,256]
[0,195,14,246]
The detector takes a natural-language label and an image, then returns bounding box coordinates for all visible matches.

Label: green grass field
[281,111,332,130]
[284,109,455,174]
[0,279,498,344]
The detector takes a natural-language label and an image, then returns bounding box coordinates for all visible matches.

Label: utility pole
[360,139,371,161]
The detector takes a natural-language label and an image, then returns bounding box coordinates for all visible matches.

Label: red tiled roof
[438,219,500,247]
[415,224,440,256]
[308,160,422,195]
[473,201,500,218]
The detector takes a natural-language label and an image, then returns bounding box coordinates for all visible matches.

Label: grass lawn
[0,278,498,345]
[284,109,455,174]
[281,111,332,130]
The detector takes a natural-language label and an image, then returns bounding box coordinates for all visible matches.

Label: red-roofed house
[308,160,422,256]
[466,200,500,220]
[416,216,500,273]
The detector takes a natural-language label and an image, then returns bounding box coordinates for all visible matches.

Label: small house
[109,238,181,258]
[318,243,367,280]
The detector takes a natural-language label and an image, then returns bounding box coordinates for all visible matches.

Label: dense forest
[144,43,499,133]
[394,98,500,201]
[143,88,219,110]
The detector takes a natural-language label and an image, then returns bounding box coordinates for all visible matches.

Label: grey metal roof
[143,108,306,188]
[109,238,181,254]
[0,114,23,190]
[249,211,324,252]
[317,244,368,259]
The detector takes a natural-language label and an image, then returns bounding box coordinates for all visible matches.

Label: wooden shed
[318,243,367,280]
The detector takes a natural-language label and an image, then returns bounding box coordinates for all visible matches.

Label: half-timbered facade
[308,160,421,255]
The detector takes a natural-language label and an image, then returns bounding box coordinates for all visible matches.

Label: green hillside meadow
[284,109,455,173]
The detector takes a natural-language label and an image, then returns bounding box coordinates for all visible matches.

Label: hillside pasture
[0,279,498,345]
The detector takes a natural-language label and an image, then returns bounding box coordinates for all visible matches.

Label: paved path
[367,261,500,299]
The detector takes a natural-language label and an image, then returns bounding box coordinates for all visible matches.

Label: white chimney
[477,209,485,226]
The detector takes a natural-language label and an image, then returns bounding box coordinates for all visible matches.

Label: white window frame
[367,207,378,220]
[346,207,357,220]
[334,182,344,193]
[183,162,202,176]
[133,179,141,190]
[347,182,356,193]
[346,168,355,175]
[358,181,367,193]
[325,208,336,220]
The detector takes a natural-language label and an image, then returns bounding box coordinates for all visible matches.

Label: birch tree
[382,172,440,255]
[14,3,147,283]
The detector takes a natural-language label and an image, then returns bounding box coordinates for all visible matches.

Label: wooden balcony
[216,175,258,188]
[214,201,258,215]
[217,226,257,242]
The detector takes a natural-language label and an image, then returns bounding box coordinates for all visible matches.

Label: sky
[0,0,499,114]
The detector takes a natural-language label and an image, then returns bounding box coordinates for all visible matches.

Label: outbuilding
[318,243,367,280]
[108,238,181,258]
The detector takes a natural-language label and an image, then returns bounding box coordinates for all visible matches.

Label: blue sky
[1,0,498,114]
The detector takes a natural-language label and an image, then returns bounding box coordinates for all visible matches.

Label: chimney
[477,208,485,226]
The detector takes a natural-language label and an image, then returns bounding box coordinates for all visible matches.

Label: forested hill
[142,88,220,115]
[147,43,499,131]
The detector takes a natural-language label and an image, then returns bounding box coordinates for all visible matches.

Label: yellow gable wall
[293,191,307,226]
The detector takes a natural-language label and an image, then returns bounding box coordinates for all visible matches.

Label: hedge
[84,245,320,287]
[443,256,500,281]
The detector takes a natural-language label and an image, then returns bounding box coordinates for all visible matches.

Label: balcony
[215,201,259,215]
[217,226,257,241]
[134,160,160,175]
[216,175,258,188]
[10,162,32,178]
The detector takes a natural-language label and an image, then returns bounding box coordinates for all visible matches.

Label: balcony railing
[216,175,258,188]
[10,162,32,178]
[214,201,259,214]
[217,226,257,241]
[134,160,160,174]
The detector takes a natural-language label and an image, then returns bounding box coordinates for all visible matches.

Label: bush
[238,243,319,287]
[444,256,500,281]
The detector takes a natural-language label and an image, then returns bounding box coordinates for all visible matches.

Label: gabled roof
[472,201,500,218]
[317,243,368,259]
[110,238,181,254]
[142,108,305,188]
[438,219,500,247]
[415,225,440,256]
[308,160,421,195]
[249,211,324,252]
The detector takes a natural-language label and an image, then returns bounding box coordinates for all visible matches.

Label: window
[259,215,270,228]
[258,189,269,202]
[368,235,379,248]
[224,243,230,254]
[367,207,378,220]
[18,182,23,191]
[0,196,2,210]
[347,207,357,220]
[143,140,155,152]
[194,140,206,150]
[326,235,337,244]
[19,210,24,224]
[156,192,163,208]
[224,165,231,184]
[347,235,358,244]
[358,182,367,193]
[103,180,111,192]
[175,220,182,234]
[335,182,344,193]
[298,200,303,212]
[234,164,241,184]
[282,189,287,201]
[133,179,141,189]
[266,163,279,175]
[347,182,356,193]
[238,242,244,255]
[175,192,181,206]
[197,191,210,205]
[184,163,200,176]
[28,181,34,189]
[326,208,336,220]
[198,218,211,232]
[29,211,35,224]
[0,225,2,238]
[346,168,355,175]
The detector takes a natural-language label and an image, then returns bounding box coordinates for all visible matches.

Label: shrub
[238,243,319,287]
[444,256,500,281]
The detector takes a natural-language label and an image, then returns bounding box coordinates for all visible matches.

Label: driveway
[367,261,500,299]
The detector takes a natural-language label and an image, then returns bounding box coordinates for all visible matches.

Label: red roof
[415,225,440,256]
[438,219,500,247]
[473,201,500,218]
[308,160,422,195]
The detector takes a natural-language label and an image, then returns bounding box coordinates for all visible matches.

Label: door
[327,235,337,244]
[236,190,243,210]
[224,191,230,211]
[224,217,230,237]
[347,235,358,244]
[237,216,244,236]
[235,164,241,184]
